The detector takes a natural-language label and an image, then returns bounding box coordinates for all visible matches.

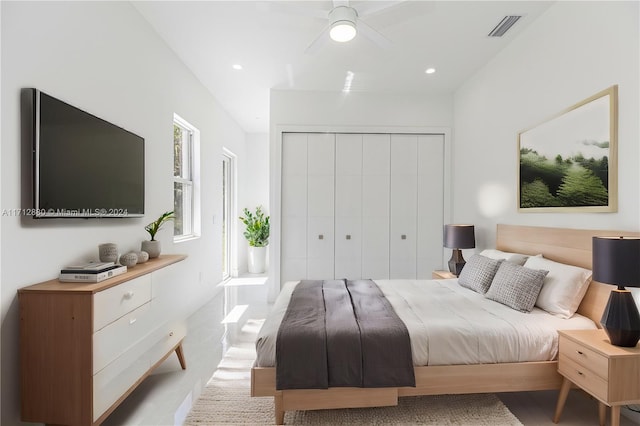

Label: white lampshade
[330,21,356,42]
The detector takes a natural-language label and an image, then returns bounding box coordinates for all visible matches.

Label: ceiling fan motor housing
[329,6,358,42]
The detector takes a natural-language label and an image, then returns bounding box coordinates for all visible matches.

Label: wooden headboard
[495,224,640,326]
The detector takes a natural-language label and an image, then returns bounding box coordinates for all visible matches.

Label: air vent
[488,15,522,37]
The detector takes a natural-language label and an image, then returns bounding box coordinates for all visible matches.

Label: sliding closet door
[334,134,362,279]
[306,133,335,279]
[390,135,418,278]
[281,133,308,282]
[417,135,445,278]
[361,134,391,279]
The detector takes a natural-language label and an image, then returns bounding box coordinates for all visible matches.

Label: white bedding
[254,279,597,367]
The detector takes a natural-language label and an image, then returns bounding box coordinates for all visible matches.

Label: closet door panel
[362,134,390,279]
[307,175,334,217]
[282,177,307,218]
[281,133,308,282]
[307,133,335,175]
[335,134,362,176]
[362,214,389,279]
[417,135,445,279]
[334,216,362,279]
[363,134,391,175]
[390,135,418,278]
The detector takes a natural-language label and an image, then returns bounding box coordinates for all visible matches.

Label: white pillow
[480,249,530,266]
[523,256,592,318]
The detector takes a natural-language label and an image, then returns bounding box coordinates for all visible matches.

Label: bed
[251,224,638,424]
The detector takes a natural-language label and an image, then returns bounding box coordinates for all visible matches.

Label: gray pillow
[485,262,549,313]
[457,255,504,294]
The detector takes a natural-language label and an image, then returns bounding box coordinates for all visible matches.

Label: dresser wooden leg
[175,342,187,370]
[553,377,572,423]
[598,402,606,426]
[610,405,620,426]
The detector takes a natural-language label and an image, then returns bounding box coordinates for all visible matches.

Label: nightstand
[432,270,457,279]
[553,329,640,426]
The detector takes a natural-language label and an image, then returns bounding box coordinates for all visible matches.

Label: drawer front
[93,338,151,421]
[146,320,187,368]
[559,336,609,380]
[94,275,152,331]
[93,302,155,374]
[559,355,608,402]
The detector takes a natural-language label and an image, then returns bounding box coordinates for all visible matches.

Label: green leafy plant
[239,206,270,247]
[145,211,175,241]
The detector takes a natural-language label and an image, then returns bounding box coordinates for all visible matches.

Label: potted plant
[239,206,270,273]
[142,211,175,258]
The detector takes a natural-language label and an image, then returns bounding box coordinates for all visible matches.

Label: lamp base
[448,249,466,276]
[601,289,640,347]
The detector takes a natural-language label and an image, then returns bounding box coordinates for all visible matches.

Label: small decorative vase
[248,246,267,274]
[98,243,119,263]
[141,240,161,259]
[119,252,138,267]
[136,251,149,264]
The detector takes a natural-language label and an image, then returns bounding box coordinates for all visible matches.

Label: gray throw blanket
[275,279,415,390]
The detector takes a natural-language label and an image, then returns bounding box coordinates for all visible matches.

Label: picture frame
[517,85,618,212]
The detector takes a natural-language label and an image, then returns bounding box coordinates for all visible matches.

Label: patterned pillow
[485,262,549,313]
[457,255,504,294]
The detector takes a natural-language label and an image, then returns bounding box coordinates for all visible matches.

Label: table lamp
[444,224,475,276]
[593,236,640,347]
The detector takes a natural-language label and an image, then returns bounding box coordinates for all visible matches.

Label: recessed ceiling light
[425,68,436,74]
[232,64,243,70]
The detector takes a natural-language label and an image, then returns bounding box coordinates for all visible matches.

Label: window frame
[173,113,201,242]
[222,148,237,280]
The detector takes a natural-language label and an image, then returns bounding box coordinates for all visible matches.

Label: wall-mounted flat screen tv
[29,89,144,218]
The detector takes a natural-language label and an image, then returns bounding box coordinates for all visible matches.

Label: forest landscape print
[518,86,617,212]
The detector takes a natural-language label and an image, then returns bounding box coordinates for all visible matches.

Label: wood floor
[499,389,638,425]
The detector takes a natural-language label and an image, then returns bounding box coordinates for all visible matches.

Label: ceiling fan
[279,0,404,54]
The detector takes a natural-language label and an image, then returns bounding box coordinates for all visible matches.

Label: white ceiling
[133,1,553,133]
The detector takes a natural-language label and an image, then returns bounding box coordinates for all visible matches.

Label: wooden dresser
[19,254,187,426]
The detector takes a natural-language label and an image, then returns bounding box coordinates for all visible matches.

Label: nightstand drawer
[560,335,609,380]
[559,355,608,402]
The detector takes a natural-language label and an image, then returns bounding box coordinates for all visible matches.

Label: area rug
[184,319,523,425]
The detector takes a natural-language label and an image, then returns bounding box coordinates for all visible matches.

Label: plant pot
[248,246,267,274]
[141,240,161,259]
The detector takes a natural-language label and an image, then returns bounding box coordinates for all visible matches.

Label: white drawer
[93,302,154,374]
[93,339,151,421]
[94,275,152,331]
[146,320,187,368]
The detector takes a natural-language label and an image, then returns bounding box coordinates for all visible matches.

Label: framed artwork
[518,85,618,212]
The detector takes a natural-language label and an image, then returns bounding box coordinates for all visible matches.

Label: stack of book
[59,261,127,283]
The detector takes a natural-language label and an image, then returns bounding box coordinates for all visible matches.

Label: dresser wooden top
[18,254,187,294]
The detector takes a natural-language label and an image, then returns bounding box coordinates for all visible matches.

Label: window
[222,149,236,280]
[173,114,200,241]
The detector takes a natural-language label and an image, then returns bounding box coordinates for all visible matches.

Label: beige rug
[185,319,523,425]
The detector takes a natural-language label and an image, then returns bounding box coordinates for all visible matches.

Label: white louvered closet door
[334,134,363,279]
[281,133,308,282]
[361,134,391,279]
[306,133,335,280]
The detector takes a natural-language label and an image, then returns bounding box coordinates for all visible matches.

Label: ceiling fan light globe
[330,21,356,42]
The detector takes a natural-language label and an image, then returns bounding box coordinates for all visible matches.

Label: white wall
[453,1,640,248]
[0,2,246,424]
[236,133,270,274]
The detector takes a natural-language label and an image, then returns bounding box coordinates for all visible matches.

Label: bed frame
[251,224,640,424]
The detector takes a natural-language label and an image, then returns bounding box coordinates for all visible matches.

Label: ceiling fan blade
[356,0,405,18]
[357,20,393,49]
[304,25,330,55]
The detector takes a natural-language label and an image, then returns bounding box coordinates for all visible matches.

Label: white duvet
[254,279,597,368]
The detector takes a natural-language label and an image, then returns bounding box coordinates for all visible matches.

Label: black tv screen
[32,89,144,218]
